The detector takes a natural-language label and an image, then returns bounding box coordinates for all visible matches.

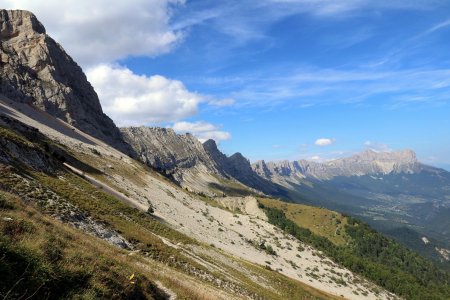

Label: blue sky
[3,0,450,169]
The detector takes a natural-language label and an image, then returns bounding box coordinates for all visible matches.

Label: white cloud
[172,121,231,143]
[310,155,321,161]
[315,138,335,146]
[86,64,202,126]
[2,0,235,136]
[2,0,185,67]
[207,98,235,107]
[364,141,392,152]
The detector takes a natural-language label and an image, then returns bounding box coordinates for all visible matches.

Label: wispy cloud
[199,67,450,109]
[172,0,445,46]
[364,141,392,152]
[424,18,450,35]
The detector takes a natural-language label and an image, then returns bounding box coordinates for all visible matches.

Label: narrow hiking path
[63,162,148,211]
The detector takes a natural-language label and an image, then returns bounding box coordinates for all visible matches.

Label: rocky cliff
[203,139,289,196]
[120,128,286,195]
[0,10,132,154]
[121,126,219,176]
[254,149,422,181]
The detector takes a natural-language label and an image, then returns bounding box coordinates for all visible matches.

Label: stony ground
[0,98,399,300]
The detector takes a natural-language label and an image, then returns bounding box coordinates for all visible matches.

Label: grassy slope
[0,191,165,299]
[259,199,450,300]
[0,123,339,300]
[259,198,348,246]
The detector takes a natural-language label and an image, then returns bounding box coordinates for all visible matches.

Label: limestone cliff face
[120,127,220,184]
[203,139,289,195]
[120,129,286,195]
[0,10,132,154]
[253,150,422,181]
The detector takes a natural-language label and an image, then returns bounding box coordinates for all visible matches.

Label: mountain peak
[254,149,422,181]
[0,10,45,38]
[356,149,417,164]
[230,152,247,161]
[203,139,218,149]
[0,9,133,154]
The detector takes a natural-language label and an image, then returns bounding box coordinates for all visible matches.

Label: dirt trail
[63,163,148,211]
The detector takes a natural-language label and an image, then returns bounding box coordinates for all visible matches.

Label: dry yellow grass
[259,198,349,246]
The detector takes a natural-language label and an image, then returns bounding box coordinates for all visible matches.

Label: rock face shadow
[0,97,96,146]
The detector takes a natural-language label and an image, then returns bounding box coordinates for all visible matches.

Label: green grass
[33,171,201,260]
[0,126,35,148]
[259,198,349,245]
[0,191,165,299]
[263,204,450,300]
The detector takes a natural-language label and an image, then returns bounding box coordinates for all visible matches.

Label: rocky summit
[0,10,132,154]
[253,149,422,181]
[121,126,219,179]
[1,8,449,300]
[121,127,288,196]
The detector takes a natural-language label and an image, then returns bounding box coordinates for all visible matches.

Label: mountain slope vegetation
[1,8,450,300]
[259,201,450,300]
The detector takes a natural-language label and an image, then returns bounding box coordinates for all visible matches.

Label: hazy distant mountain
[253,149,425,182]
[1,10,449,299]
[253,150,450,263]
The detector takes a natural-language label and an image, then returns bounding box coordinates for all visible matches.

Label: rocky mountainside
[121,126,220,182]
[254,149,424,181]
[0,10,132,154]
[203,139,289,196]
[121,127,287,196]
[1,9,449,299]
[253,150,450,264]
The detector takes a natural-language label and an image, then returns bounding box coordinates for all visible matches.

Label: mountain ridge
[1,9,449,299]
[0,9,133,155]
[253,149,437,182]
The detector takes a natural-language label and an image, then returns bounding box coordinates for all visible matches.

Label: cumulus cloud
[2,0,184,67]
[86,64,202,126]
[315,138,335,146]
[172,121,231,143]
[310,155,321,161]
[3,0,235,138]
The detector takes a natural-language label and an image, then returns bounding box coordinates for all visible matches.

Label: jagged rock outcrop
[253,149,423,181]
[0,10,133,154]
[120,129,287,196]
[120,126,218,175]
[202,139,229,175]
[203,139,289,196]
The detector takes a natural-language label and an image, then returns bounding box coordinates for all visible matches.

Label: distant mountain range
[253,149,421,181]
[1,9,449,299]
[252,150,450,263]
[121,127,450,263]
